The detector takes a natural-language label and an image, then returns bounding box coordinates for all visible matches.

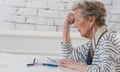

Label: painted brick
[43,0,61,2]
[38,10,59,18]
[0,7,17,16]
[36,25,56,31]
[57,26,63,32]
[58,25,77,32]
[106,15,111,22]
[26,17,48,25]
[110,6,120,14]
[15,23,35,31]
[65,3,74,10]
[108,22,120,33]
[48,3,65,11]
[5,0,25,2]
[26,1,47,9]
[3,15,25,23]
[17,8,37,16]
[55,18,65,26]
[27,0,61,2]
[110,15,120,23]
[0,0,5,6]
[96,0,112,5]
[0,7,16,22]
[112,0,120,5]
[0,15,25,23]
[0,22,14,30]
[4,0,26,7]
[59,11,69,19]
[47,18,55,25]
[61,0,77,3]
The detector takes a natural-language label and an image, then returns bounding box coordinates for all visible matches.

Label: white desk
[27,65,78,72]
[0,53,78,72]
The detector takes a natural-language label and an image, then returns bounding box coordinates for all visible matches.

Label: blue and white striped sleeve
[87,40,119,72]
[61,41,91,64]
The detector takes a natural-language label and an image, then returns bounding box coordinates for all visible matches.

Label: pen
[27,63,34,67]
[42,63,58,67]
[27,63,58,67]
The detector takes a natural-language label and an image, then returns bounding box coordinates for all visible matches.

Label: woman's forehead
[74,9,82,14]
[74,9,83,17]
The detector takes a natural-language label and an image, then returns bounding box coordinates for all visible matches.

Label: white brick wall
[4,15,25,23]
[0,0,120,33]
[97,0,112,5]
[26,1,47,9]
[15,23,35,31]
[65,3,74,10]
[108,22,120,31]
[44,0,61,2]
[0,22,15,30]
[62,0,76,3]
[112,0,120,5]
[111,6,120,14]
[47,18,55,25]
[55,18,65,26]
[4,0,26,7]
[59,11,68,19]
[17,8,37,16]
[38,10,59,18]
[0,6,17,15]
[110,15,120,23]
[36,25,56,31]
[58,25,78,32]
[26,17,47,25]
[48,2,65,11]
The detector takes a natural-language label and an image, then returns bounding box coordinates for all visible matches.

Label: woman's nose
[74,23,78,28]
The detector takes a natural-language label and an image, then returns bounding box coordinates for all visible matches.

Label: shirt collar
[92,25,108,49]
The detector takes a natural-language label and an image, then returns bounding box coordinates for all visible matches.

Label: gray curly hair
[72,1,106,27]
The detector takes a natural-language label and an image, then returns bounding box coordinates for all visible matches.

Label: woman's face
[74,9,92,38]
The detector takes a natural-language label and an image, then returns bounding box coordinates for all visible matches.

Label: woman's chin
[81,33,86,37]
[81,33,90,39]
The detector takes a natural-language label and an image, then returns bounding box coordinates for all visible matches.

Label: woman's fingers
[59,59,75,66]
[59,59,68,64]
[65,12,75,25]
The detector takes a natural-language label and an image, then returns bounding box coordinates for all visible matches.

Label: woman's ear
[89,16,96,28]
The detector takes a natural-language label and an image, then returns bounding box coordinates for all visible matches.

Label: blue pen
[42,63,58,67]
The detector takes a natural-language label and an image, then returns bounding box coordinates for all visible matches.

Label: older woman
[60,1,120,72]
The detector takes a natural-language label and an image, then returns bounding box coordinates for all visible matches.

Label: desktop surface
[0,53,78,72]
[27,65,78,72]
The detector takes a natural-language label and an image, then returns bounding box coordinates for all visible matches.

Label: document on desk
[27,65,78,72]
[26,56,63,67]
[26,56,69,72]
[26,56,79,72]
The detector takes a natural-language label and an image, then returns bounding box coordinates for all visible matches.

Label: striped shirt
[61,26,120,72]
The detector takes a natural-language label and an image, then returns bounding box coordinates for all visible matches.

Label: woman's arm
[62,12,74,44]
[61,41,91,63]
[61,12,74,58]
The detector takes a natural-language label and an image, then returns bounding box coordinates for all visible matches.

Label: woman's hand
[59,59,87,72]
[65,12,75,26]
